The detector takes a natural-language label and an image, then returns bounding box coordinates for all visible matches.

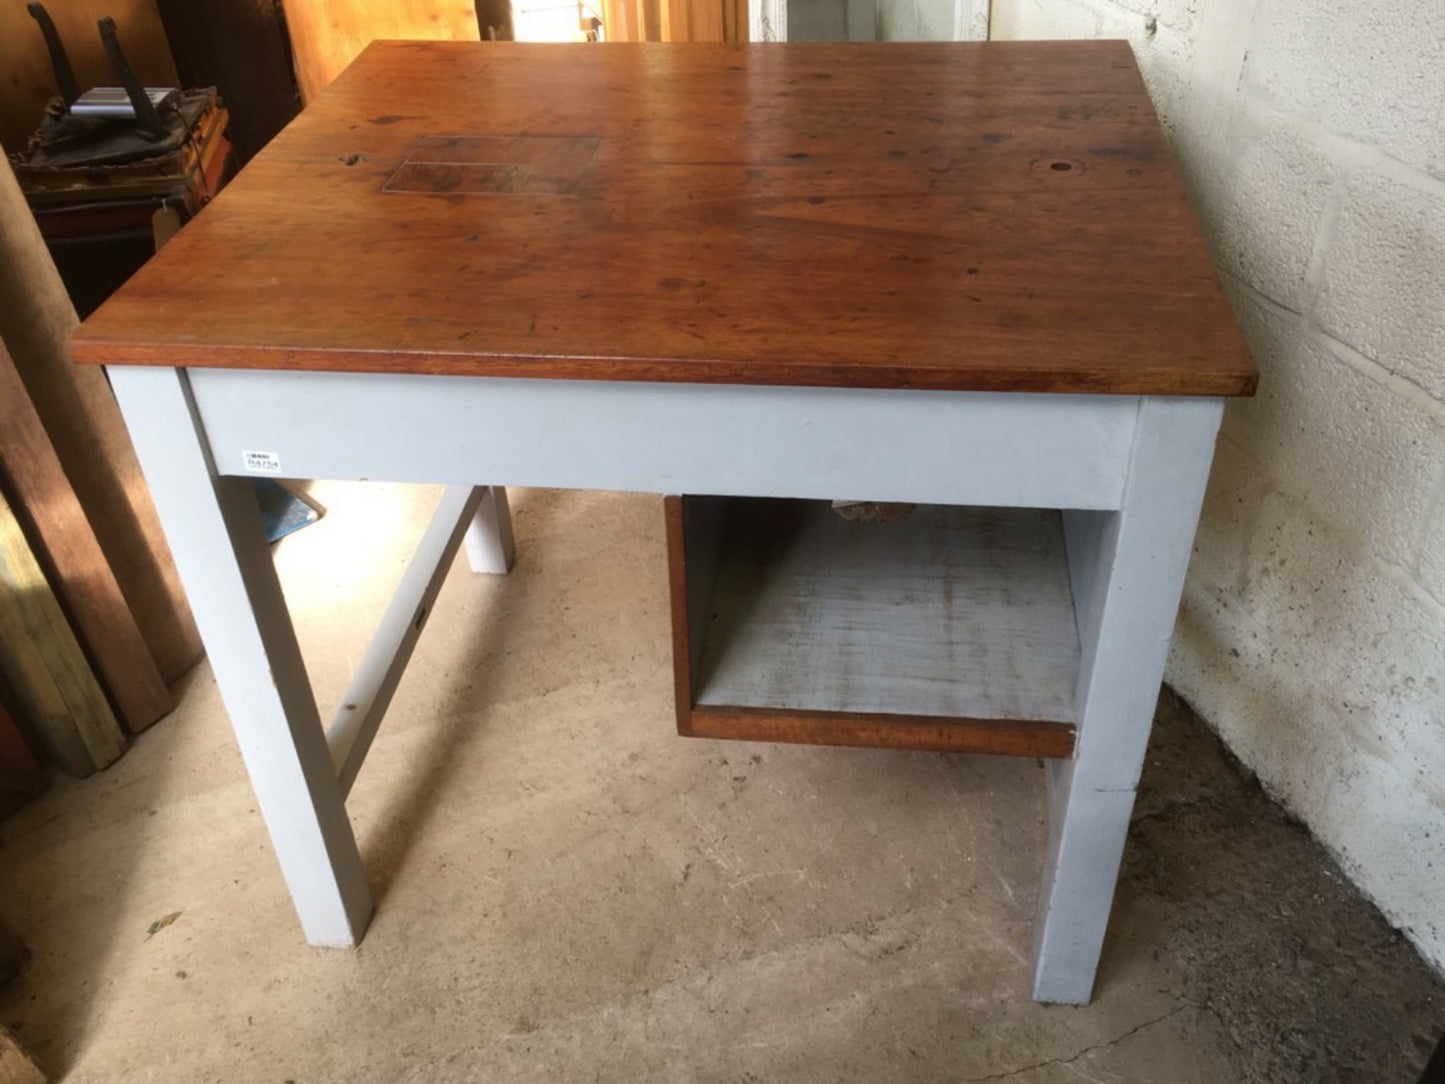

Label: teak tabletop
[73,40,1255,397]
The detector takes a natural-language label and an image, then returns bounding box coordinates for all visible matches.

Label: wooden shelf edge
[682,704,1076,757]
[67,339,1258,399]
[664,494,694,726]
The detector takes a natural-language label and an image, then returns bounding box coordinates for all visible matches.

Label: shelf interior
[688,499,1081,724]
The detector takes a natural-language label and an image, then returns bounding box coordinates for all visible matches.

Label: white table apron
[106,363,1224,1005]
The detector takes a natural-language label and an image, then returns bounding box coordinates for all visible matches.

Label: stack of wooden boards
[0,153,200,790]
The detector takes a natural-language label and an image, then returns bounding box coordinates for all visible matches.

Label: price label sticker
[242,450,282,474]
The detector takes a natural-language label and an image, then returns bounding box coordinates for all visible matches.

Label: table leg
[1032,397,1224,1004]
[464,485,515,574]
[108,366,372,946]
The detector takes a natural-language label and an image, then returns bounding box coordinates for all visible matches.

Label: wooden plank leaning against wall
[0,487,127,777]
[0,339,172,733]
[282,0,483,102]
[0,156,202,714]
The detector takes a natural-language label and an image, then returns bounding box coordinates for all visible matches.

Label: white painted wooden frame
[108,363,1221,1004]
[186,369,1137,509]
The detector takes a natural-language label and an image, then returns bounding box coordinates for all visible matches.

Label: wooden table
[74,40,1255,1005]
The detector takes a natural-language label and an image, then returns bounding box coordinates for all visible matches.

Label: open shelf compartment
[665,496,1080,757]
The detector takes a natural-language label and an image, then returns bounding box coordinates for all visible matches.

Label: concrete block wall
[991,0,1445,971]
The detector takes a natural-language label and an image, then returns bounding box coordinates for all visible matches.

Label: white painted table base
[108,364,1222,1004]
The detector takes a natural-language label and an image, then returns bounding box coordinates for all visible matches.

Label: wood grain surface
[0,489,127,777]
[282,0,481,102]
[0,340,172,732]
[603,0,744,42]
[1,156,202,684]
[685,705,1075,756]
[73,41,1256,397]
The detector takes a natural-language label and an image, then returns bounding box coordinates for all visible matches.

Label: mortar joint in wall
[1219,270,1305,331]
[1308,330,1445,428]
[1221,276,1445,427]
[1203,448,1445,616]
[1235,97,1445,193]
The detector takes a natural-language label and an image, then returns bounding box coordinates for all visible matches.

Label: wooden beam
[0,155,201,684]
[282,0,482,102]
[642,0,664,40]
[0,489,127,776]
[0,340,171,732]
[725,0,747,41]
[686,705,1076,756]
[602,0,640,40]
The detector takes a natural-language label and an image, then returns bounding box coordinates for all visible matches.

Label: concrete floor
[1,486,1441,1082]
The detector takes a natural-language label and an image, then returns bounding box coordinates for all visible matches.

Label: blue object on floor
[251,479,324,543]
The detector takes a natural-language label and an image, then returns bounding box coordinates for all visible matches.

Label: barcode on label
[242,450,282,474]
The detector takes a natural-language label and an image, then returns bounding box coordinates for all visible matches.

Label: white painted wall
[991,0,1445,972]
